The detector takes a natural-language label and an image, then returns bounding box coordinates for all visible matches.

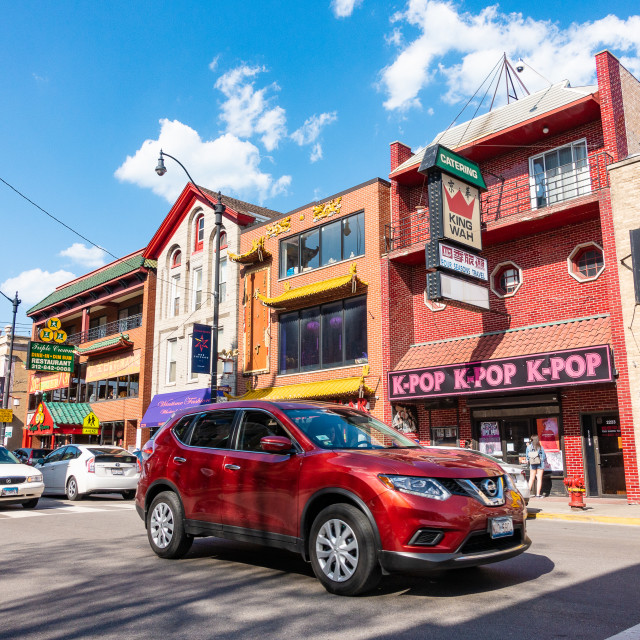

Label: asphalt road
[1,495,640,640]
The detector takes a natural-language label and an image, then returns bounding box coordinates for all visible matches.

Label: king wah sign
[389,345,613,401]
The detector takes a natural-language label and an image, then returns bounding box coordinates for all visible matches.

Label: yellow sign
[82,427,100,435]
[53,330,67,344]
[46,317,62,330]
[0,409,13,422]
[39,328,54,342]
[83,412,100,430]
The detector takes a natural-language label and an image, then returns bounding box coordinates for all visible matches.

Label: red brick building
[382,51,640,502]
[234,179,390,417]
[24,250,157,450]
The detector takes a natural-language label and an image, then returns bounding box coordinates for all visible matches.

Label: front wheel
[66,476,83,501]
[309,503,381,596]
[121,490,136,500]
[146,491,193,559]
[21,498,39,509]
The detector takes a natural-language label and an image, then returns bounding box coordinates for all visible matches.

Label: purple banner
[389,345,613,401]
[192,323,212,374]
[140,387,211,428]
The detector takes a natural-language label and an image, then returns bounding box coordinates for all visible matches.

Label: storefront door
[582,414,626,497]
[503,419,529,466]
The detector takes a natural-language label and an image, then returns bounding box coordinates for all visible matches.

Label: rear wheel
[21,498,39,509]
[147,491,193,559]
[66,476,83,501]
[309,503,381,596]
[121,490,136,500]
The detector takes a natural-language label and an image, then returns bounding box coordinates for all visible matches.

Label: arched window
[214,228,227,251]
[171,249,181,268]
[194,214,205,252]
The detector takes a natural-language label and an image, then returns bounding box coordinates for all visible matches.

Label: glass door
[582,414,626,497]
[503,419,529,466]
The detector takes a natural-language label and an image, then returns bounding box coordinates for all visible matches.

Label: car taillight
[86,457,95,473]
[137,459,142,473]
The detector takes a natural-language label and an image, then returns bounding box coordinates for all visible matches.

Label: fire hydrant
[564,476,587,509]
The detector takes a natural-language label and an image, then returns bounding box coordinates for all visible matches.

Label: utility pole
[0,290,20,445]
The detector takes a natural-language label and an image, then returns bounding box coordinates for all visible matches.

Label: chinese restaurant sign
[27,342,75,373]
[389,345,613,401]
[29,372,70,393]
[86,350,140,383]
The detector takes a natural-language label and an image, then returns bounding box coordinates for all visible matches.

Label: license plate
[1,487,19,496]
[111,469,124,476]
[489,516,514,539]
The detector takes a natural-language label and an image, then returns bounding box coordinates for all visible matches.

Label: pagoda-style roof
[228,236,271,264]
[75,334,133,356]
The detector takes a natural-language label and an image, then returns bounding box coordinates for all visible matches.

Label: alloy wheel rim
[68,480,76,498]
[316,518,359,582]
[150,503,174,549]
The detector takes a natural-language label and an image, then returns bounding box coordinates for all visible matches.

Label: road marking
[0,503,136,518]
[605,623,640,639]
[529,512,640,526]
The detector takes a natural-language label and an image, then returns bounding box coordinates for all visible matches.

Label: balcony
[385,151,612,254]
[66,313,142,346]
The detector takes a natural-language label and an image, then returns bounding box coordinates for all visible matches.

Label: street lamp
[0,290,20,443]
[155,150,225,404]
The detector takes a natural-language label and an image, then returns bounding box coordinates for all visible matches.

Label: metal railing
[66,313,142,345]
[385,151,613,253]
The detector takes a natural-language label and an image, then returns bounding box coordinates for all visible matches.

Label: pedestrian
[526,435,546,497]
[463,439,472,449]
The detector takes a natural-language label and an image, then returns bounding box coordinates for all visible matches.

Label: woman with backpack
[526,435,546,498]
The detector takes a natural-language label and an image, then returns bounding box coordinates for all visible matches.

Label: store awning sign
[140,388,211,429]
[389,345,613,400]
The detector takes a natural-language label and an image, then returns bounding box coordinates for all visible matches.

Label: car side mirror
[260,435,294,453]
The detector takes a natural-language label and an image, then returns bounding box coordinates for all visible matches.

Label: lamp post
[0,290,20,443]
[156,150,226,404]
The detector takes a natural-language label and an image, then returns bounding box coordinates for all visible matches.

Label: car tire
[66,476,83,501]
[147,491,193,559]
[121,490,136,500]
[309,503,381,596]
[21,498,39,509]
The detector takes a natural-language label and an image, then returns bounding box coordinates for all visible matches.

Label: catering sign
[27,342,75,373]
[389,345,613,401]
[419,144,486,190]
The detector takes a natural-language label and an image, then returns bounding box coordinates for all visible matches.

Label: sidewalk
[527,496,640,526]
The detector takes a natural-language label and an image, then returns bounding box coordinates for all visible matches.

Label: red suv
[136,401,530,595]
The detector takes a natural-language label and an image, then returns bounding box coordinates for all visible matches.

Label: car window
[62,447,79,461]
[237,410,291,452]
[32,449,51,458]
[172,415,198,444]
[188,411,236,449]
[0,448,20,464]
[43,448,65,464]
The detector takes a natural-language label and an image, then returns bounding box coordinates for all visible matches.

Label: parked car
[13,448,52,467]
[136,401,530,596]
[37,445,140,501]
[0,446,44,509]
[427,446,531,504]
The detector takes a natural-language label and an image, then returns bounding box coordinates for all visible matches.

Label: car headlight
[27,474,43,483]
[378,474,451,500]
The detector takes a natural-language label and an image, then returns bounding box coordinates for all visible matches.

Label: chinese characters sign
[441,174,482,251]
[27,342,75,373]
[437,242,487,280]
[85,350,140,383]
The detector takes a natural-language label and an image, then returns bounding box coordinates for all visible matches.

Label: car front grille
[437,475,507,506]
[1,477,26,485]
[458,527,523,555]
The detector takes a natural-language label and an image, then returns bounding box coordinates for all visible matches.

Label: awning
[258,263,367,309]
[76,333,133,356]
[230,375,374,402]
[28,402,94,432]
[140,388,211,429]
[228,236,271,264]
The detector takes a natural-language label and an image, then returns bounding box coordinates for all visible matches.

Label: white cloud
[310,143,323,163]
[215,65,287,151]
[1,269,76,308]
[332,0,363,18]
[115,118,291,204]
[208,55,220,72]
[380,1,640,110]
[59,243,108,268]
[291,112,338,146]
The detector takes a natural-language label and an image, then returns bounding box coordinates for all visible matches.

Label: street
[1,497,639,640]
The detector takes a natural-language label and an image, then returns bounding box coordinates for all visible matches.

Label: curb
[527,512,640,526]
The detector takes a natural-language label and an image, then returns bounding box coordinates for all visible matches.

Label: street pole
[0,290,20,445]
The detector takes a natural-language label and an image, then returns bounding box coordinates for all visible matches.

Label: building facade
[140,184,280,432]
[381,51,640,502]
[24,250,157,450]
[1,326,30,450]
[234,179,390,419]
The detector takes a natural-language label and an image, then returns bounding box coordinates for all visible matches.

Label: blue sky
[1,0,640,330]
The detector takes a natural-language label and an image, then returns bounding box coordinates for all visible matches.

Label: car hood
[0,462,39,477]
[328,447,504,479]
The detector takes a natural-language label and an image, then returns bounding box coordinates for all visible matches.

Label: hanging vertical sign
[191,323,212,375]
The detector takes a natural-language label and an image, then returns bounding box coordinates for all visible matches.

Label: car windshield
[87,447,125,456]
[470,450,510,466]
[284,408,419,449]
[0,448,20,464]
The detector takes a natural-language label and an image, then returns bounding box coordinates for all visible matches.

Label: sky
[1,0,640,331]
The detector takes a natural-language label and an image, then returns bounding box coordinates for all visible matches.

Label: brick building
[381,51,640,502]
[233,179,390,417]
[139,184,280,432]
[0,326,30,450]
[24,250,157,450]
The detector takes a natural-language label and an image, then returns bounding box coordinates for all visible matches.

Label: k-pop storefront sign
[389,345,613,401]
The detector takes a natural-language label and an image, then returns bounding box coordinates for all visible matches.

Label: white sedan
[0,447,44,509]
[37,445,140,501]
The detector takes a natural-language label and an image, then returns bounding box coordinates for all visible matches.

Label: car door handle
[173,457,187,464]
[224,464,241,470]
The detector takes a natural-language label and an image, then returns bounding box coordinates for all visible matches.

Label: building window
[279,211,365,278]
[278,295,368,374]
[194,214,205,252]
[118,303,142,332]
[568,242,605,282]
[187,334,199,381]
[219,257,227,303]
[167,339,177,384]
[170,274,180,317]
[529,139,590,209]
[214,228,227,251]
[491,261,522,298]
[192,267,203,310]
[88,316,107,341]
[171,249,181,268]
